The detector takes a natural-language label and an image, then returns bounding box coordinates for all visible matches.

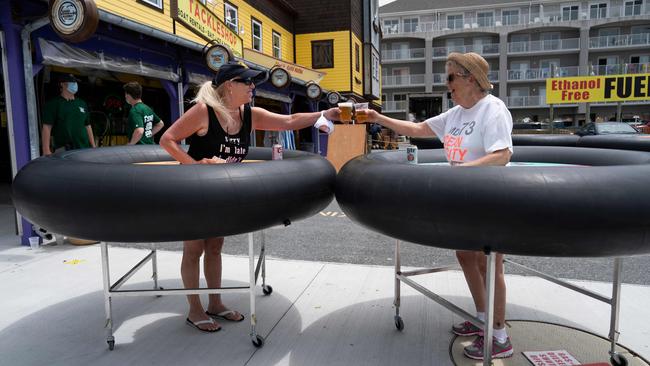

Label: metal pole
[616,102,622,121]
[248,232,257,339]
[483,252,497,366]
[609,258,623,356]
[394,239,401,317]
[100,242,115,346]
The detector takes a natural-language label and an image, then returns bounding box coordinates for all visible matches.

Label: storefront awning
[38,38,179,82]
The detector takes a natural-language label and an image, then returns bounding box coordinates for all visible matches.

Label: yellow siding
[232,1,294,62]
[351,33,363,96]
[296,31,351,92]
[95,0,173,34]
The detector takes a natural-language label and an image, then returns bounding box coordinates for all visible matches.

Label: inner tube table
[11,145,336,350]
[336,146,650,366]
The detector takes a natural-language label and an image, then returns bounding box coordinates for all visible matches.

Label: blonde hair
[192,81,234,125]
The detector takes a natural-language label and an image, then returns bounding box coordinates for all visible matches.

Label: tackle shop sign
[546,74,650,104]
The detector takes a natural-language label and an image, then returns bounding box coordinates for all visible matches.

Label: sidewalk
[1,234,649,366]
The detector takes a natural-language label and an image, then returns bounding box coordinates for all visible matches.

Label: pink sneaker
[463,336,514,360]
[452,321,482,336]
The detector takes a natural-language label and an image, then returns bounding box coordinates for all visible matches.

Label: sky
[379,0,396,6]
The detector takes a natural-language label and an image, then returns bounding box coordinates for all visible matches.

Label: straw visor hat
[447,52,493,91]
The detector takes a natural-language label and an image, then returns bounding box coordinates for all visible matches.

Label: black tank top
[187,104,252,163]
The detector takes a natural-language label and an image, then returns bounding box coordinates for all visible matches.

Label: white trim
[272,31,282,59]
[224,2,238,33]
[251,19,262,52]
[141,0,163,9]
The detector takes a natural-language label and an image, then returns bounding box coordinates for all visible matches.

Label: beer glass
[354,103,369,123]
[338,102,353,123]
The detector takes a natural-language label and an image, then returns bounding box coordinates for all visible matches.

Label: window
[477,12,494,27]
[403,18,419,32]
[562,5,579,21]
[139,0,163,11]
[224,2,238,33]
[589,2,607,18]
[624,0,643,16]
[312,40,334,69]
[251,19,262,52]
[541,32,561,50]
[502,9,519,25]
[355,44,360,72]
[393,94,406,102]
[383,19,399,34]
[272,31,281,59]
[446,14,463,29]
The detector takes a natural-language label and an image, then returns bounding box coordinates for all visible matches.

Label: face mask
[67,82,78,94]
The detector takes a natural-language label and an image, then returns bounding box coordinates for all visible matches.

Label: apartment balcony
[507,95,546,108]
[589,33,650,49]
[431,71,500,85]
[382,74,426,88]
[382,100,407,112]
[381,48,425,62]
[508,38,580,54]
[432,44,499,59]
[591,63,650,75]
[380,5,649,37]
[507,66,579,81]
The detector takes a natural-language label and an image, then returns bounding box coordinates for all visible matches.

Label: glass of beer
[354,103,370,123]
[338,102,353,123]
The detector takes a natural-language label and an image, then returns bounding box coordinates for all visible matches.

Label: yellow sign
[243,48,325,83]
[546,74,650,104]
[171,0,243,58]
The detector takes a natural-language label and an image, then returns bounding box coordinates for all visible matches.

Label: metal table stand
[100,231,272,350]
[393,239,629,366]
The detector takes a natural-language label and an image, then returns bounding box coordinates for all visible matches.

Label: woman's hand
[323,107,341,122]
[198,156,227,164]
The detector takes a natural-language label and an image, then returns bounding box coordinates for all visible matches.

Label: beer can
[272,144,283,160]
[406,145,418,164]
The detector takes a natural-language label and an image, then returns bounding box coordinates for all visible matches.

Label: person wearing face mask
[354,52,514,360]
[160,61,338,332]
[41,74,96,155]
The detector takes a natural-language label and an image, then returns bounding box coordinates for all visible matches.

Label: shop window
[252,19,262,52]
[138,0,163,12]
[355,44,360,72]
[272,31,282,59]
[224,2,238,33]
[312,40,334,69]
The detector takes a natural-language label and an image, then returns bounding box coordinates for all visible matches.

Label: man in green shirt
[123,82,164,145]
[41,74,96,155]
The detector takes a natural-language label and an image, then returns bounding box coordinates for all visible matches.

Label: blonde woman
[161,61,338,332]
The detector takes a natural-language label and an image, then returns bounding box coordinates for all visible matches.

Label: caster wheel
[394,316,404,331]
[108,340,115,350]
[262,285,273,295]
[610,353,628,366]
[252,335,265,348]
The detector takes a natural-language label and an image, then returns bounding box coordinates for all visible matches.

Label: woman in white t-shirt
[361,52,514,360]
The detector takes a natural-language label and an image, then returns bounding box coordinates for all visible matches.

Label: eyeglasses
[447,73,469,83]
[232,78,254,86]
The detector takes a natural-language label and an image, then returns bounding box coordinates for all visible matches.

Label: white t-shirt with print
[424,94,513,165]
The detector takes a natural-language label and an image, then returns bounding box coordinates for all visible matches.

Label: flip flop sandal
[186,317,221,332]
[206,310,245,322]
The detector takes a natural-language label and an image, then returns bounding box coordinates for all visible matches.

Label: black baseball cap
[58,74,79,83]
[212,61,268,88]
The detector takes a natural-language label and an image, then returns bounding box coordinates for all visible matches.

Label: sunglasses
[447,73,469,83]
[232,78,254,86]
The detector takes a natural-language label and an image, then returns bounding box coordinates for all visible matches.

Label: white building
[379,0,650,124]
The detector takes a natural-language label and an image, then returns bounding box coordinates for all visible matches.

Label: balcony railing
[589,33,650,48]
[381,4,650,36]
[381,48,426,61]
[382,100,407,112]
[591,63,650,75]
[432,43,499,58]
[508,38,580,53]
[507,95,545,107]
[433,71,500,85]
[382,74,426,87]
[508,66,579,80]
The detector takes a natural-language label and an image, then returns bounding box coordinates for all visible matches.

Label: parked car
[574,122,640,136]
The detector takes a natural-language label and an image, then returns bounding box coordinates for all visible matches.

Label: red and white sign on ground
[523,350,581,366]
